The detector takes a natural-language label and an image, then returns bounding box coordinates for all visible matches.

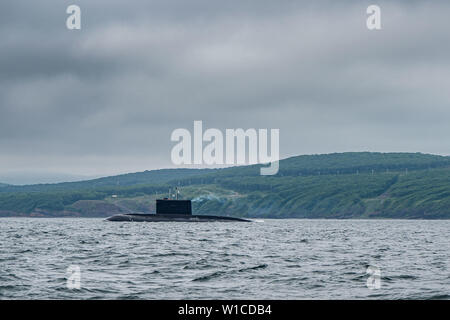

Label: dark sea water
[0,218,449,300]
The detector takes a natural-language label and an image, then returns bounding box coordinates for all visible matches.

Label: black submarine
[106,193,250,222]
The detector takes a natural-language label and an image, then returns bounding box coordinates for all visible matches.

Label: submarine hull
[106,213,251,222]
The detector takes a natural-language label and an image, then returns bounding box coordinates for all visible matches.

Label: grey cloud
[0,0,449,180]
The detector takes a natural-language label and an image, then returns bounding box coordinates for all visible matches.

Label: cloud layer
[0,0,449,180]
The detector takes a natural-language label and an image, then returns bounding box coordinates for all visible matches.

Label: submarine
[106,195,251,222]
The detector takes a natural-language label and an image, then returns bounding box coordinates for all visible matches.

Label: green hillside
[0,152,449,219]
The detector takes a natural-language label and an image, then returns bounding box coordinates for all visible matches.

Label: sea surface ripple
[0,218,449,299]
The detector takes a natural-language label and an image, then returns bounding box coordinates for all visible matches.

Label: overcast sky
[0,0,449,183]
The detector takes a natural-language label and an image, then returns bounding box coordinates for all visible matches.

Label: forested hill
[0,152,449,219]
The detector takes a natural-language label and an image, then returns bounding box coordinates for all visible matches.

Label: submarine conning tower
[156,199,192,215]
